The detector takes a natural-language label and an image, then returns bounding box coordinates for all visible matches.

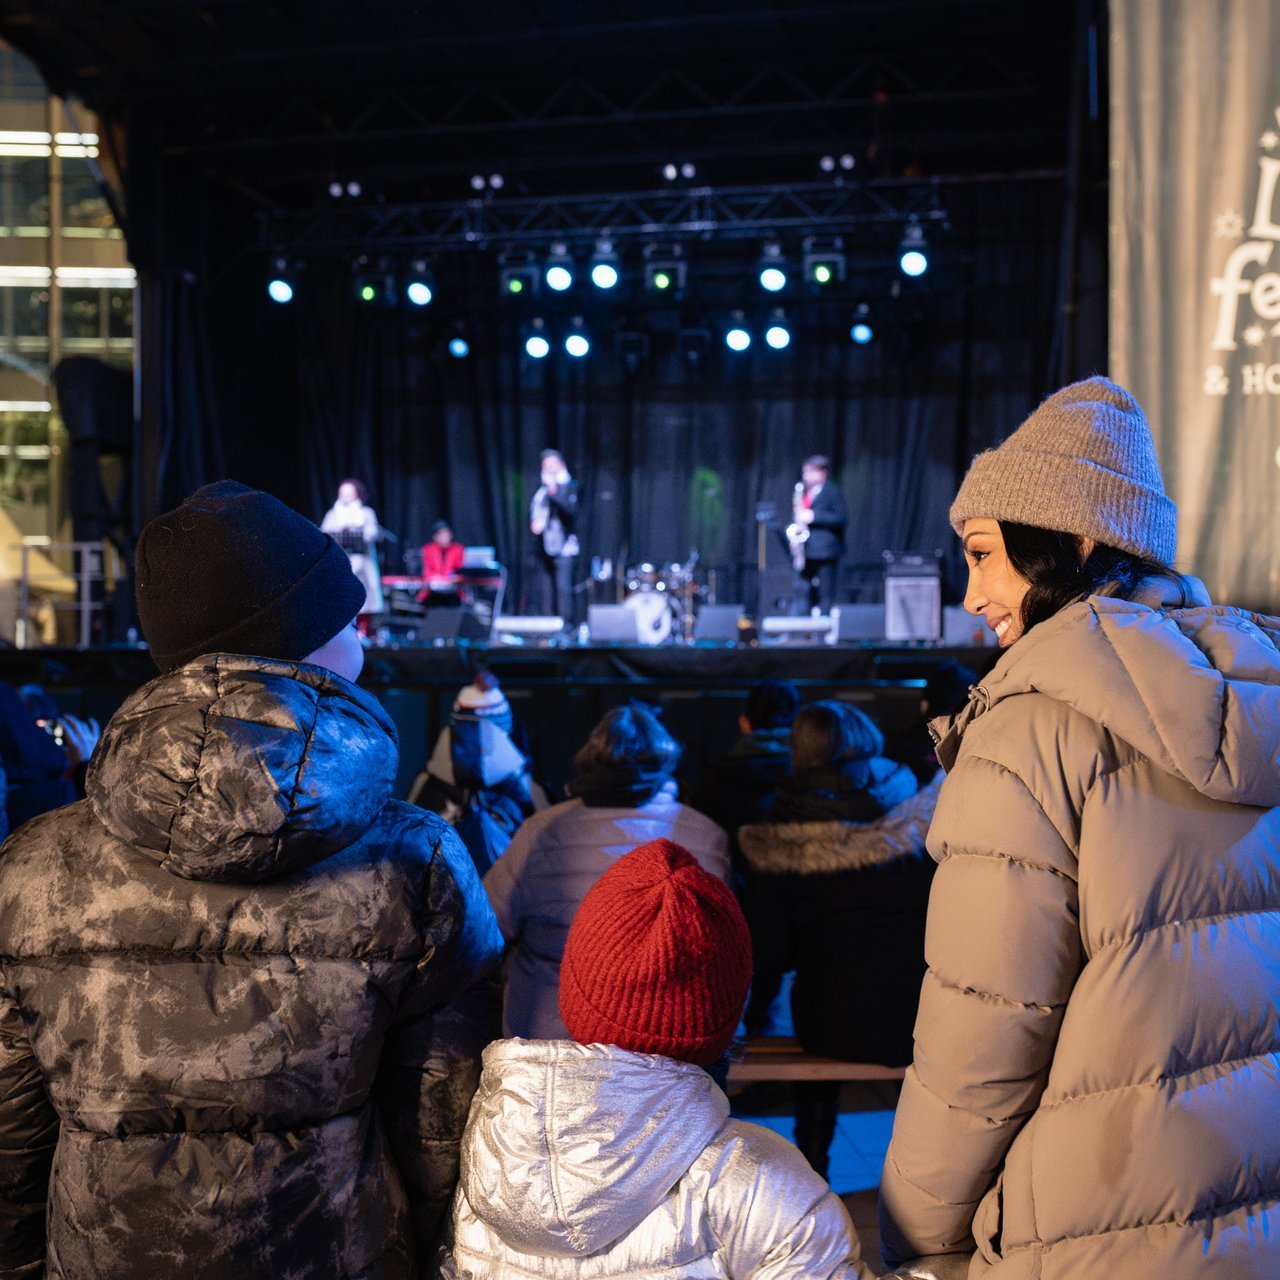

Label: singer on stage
[321,478,384,628]
[791,454,846,613]
[529,449,580,623]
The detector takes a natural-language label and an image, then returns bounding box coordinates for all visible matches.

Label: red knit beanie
[559,838,752,1067]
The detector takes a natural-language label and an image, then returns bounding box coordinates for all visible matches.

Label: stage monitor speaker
[420,606,489,642]
[693,604,743,642]
[588,604,638,643]
[831,603,883,641]
[885,575,941,641]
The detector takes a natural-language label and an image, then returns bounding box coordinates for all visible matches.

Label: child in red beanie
[442,837,878,1278]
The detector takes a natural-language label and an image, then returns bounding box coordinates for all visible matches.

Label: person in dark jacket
[885,659,978,786]
[0,681,98,831]
[691,678,799,874]
[794,454,847,612]
[409,671,543,877]
[738,699,935,1179]
[0,481,504,1280]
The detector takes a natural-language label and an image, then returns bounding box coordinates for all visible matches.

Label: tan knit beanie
[949,376,1177,566]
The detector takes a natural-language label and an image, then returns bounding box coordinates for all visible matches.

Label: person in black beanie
[0,480,504,1279]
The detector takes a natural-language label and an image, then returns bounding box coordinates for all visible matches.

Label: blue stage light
[448,337,470,358]
[525,334,551,359]
[725,327,751,352]
[765,324,791,350]
[851,322,873,344]
[565,332,590,358]
[406,280,433,306]
[267,277,293,304]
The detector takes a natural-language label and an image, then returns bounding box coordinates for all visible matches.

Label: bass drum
[624,588,673,645]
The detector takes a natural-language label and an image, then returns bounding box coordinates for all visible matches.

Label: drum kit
[621,556,701,645]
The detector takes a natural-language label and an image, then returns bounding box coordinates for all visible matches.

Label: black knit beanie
[135,480,366,673]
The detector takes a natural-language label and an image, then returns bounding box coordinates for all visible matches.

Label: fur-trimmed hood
[739,776,940,875]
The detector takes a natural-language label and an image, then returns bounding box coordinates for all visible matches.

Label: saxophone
[785,481,809,572]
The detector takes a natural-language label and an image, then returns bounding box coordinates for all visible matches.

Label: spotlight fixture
[765,312,791,350]
[544,243,574,292]
[328,180,344,198]
[469,174,486,191]
[353,263,394,307]
[565,330,590,358]
[346,180,362,198]
[850,303,873,345]
[266,258,295,304]
[644,243,687,294]
[661,163,679,181]
[899,221,929,277]
[803,234,845,287]
[499,251,539,298]
[589,240,620,290]
[725,326,752,352]
[758,243,787,293]
[678,327,711,369]
[448,337,471,359]
[613,330,651,375]
[525,318,550,359]
[404,261,434,307]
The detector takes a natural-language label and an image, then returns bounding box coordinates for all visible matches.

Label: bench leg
[793,1080,841,1179]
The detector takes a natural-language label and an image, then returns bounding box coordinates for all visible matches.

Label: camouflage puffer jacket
[0,654,504,1280]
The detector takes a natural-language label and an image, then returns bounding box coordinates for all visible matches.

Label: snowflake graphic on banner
[1205,105,1280,396]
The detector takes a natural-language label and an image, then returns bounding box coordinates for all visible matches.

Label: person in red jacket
[418,520,466,604]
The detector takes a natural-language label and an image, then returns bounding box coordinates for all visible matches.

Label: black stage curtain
[130,175,1079,611]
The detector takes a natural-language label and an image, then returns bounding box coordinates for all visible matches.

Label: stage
[0,640,993,799]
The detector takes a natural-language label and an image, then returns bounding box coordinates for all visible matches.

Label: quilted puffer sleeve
[878,749,1081,1267]
[708,1121,877,1279]
[0,967,58,1279]
[374,822,504,1272]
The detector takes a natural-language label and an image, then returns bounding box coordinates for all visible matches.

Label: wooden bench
[727,1036,907,1084]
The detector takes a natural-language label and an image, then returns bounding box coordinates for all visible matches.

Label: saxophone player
[790,455,846,613]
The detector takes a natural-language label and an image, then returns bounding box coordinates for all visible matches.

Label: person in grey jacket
[484,702,729,1039]
[445,837,877,1279]
[879,378,1280,1278]
[0,481,504,1280]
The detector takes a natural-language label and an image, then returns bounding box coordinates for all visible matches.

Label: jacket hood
[934,581,1280,808]
[87,654,399,883]
[459,1038,728,1257]
[739,776,941,875]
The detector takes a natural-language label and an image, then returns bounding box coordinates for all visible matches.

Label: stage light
[680,162,696,179]
[803,234,845,287]
[405,262,434,307]
[499,251,538,298]
[644,243,686,294]
[661,163,679,181]
[565,331,590,358]
[589,240,620,290]
[819,155,836,173]
[354,267,394,306]
[346,181,362,198]
[448,337,470,358]
[267,258,294,304]
[470,174,486,191]
[839,153,855,170]
[328,180,343,198]
[725,327,751,352]
[899,222,929,277]
[544,243,574,292]
[765,322,791,350]
[758,243,787,292]
[489,173,504,190]
[850,303,873,344]
[526,334,550,359]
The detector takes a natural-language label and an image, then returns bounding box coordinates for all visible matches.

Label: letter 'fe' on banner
[1111,1,1280,610]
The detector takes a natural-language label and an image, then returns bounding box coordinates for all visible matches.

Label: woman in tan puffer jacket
[879,377,1280,1279]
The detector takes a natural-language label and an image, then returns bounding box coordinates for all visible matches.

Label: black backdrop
[130,166,1100,613]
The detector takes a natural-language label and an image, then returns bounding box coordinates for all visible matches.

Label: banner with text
[1111,1,1280,609]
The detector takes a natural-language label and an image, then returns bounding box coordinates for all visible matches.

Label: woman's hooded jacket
[879,581,1280,1278]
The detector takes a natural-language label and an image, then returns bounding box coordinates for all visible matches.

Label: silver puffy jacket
[443,1038,876,1279]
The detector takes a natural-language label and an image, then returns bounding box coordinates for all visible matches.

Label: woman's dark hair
[790,700,884,777]
[745,679,800,731]
[573,704,681,776]
[430,519,452,536]
[338,477,368,503]
[1000,521,1191,634]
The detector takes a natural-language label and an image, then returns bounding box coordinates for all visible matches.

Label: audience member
[885,660,977,785]
[739,700,934,1178]
[0,481,503,1278]
[484,702,729,1039]
[409,671,543,876]
[692,677,800,869]
[880,377,1280,1278]
[444,838,877,1279]
[0,681,97,832]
